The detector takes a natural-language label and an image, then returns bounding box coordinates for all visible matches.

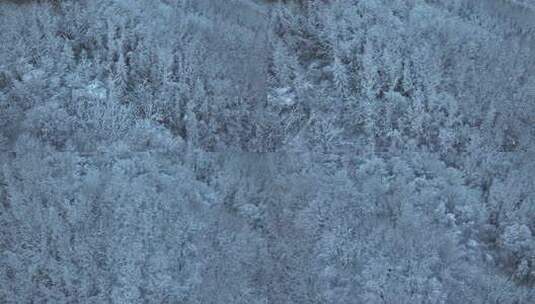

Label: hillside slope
[0,1,533,303]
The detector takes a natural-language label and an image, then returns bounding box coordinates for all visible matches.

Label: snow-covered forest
[0,0,534,303]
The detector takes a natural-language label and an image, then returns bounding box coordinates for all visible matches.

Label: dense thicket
[0,0,534,303]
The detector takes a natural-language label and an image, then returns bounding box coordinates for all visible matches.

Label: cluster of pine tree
[0,0,533,303]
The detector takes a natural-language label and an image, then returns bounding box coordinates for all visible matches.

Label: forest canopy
[0,0,534,303]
